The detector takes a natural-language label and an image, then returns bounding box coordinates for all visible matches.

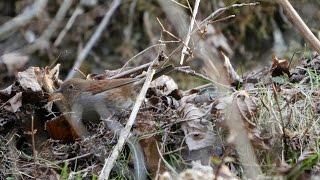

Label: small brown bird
[57,65,174,123]
[57,66,174,180]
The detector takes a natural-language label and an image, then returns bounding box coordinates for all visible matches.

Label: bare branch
[54,6,84,47]
[66,0,122,80]
[98,56,158,180]
[276,0,320,55]
[23,0,73,53]
[0,0,48,39]
[200,2,259,26]
[180,0,200,65]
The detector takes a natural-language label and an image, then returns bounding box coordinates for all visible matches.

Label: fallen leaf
[42,64,61,92]
[140,137,167,178]
[0,85,13,96]
[3,92,22,113]
[271,53,290,77]
[17,67,43,92]
[0,53,29,75]
[45,115,79,142]
[221,52,241,85]
[149,75,178,96]
[178,102,215,151]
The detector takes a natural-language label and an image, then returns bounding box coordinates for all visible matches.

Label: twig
[271,83,288,161]
[74,68,87,78]
[182,83,213,95]
[206,14,236,24]
[23,0,73,54]
[31,114,37,179]
[116,43,166,77]
[155,130,173,180]
[175,66,233,90]
[66,0,122,80]
[199,2,259,27]
[98,56,158,179]
[54,152,93,164]
[156,18,184,43]
[0,0,48,39]
[54,6,84,47]
[110,62,151,79]
[169,0,188,9]
[180,0,200,65]
[123,0,137,43]
[276,0,320,55]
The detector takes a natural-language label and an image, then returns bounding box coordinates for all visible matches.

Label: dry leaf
[42,64,61,92]
[0,85,13,96]
[149,75,178,96]
[221,52,241,85]
[234,91,258,126]
[45,115,79,142]
[159,163,238,180]
[17,67,42,92]
[140,137,167,178]
[271,53,290,77]
[178,102,215,151]
[3,92,22,113]
[0,53,29,75]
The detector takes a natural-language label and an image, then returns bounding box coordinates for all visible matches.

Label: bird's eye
[68,84,74,90]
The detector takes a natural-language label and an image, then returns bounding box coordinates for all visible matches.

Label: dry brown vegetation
[0,0,320,179]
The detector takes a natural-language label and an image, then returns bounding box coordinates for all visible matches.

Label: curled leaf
[271,53,290,77]
[17,67,42,92]
[3,92,22,113]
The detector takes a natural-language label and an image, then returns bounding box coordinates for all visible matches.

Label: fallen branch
[23,0,73,53]
[0,0,48,39]
[98,56,159,179]
[66,0,122,80]
[180,0,200,65]
[276,0,320,55]
[54,5,84,47]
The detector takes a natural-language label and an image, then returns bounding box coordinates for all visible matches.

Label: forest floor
[0,0,320,179]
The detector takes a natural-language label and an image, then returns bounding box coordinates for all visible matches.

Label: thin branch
[123,0,137,43]
[156,18,183,42]
[200,2,259,26]
[180,0,200,65]
[23,0,73,53]
[110,62,151,79]
[66,0,122,80]
[175,66,233,90]
[0,0,48,39]
[118,43,165,75]
[31,114,37,179]
[98,56,159,179]
[169,0,188,9]
[54,6,84,47]
[276,0,320,55]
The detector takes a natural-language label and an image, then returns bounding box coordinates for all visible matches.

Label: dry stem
[54,6,84,47]
[180,0,200,65]
[23,0,72,53]
[0,0,48,39]
[276,0,320,54]
[66,0,122,80]
[98,56,159,179]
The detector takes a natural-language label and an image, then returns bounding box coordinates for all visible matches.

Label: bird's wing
[87,78,139,95]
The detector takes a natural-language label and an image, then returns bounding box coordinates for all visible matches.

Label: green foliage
[307,67,320,90]
[60,162,69,180]
[286,153,320,179]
